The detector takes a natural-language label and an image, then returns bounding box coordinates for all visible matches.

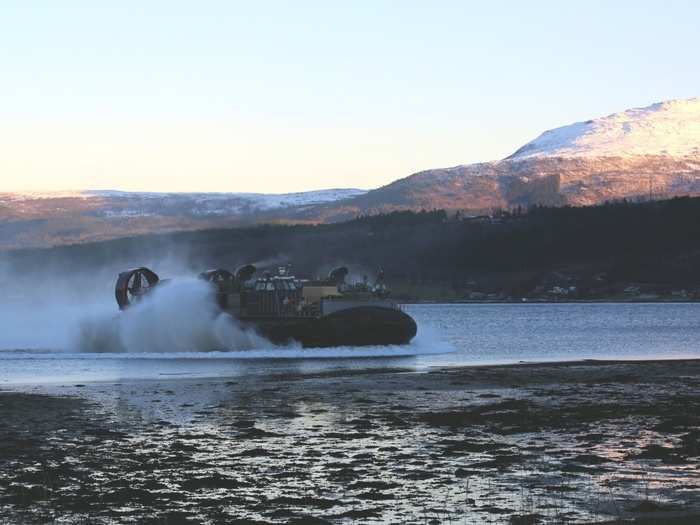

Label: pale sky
[2,1,699,193]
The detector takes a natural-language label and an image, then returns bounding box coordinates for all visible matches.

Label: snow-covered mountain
[509,97,700,159]
[0,188,365,248]
[3,97,700,248]
[4,188,364,213]
[301,97,700,221]
[83,189,366,217]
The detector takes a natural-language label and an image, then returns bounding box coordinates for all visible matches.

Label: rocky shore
[1,359,700,524]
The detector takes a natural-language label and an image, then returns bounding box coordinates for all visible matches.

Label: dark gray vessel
[115,265,417,347]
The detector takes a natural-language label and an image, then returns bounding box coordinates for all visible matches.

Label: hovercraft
[115,265,417,347]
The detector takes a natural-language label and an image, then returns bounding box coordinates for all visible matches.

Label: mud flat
[1,359,700,524]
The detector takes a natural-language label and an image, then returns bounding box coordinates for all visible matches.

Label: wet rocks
[2,360,700,524]
[180,473,247,491]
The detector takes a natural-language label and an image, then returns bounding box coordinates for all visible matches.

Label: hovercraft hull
[243,306,417,348]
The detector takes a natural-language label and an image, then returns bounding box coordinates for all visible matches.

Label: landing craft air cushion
[115,265,417,347]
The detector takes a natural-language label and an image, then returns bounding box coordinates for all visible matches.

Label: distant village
[456,270,699,303]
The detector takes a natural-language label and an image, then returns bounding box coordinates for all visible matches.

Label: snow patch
[85,188,366,217]
[509,97,700,160]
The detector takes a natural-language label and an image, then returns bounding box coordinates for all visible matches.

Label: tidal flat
[1,360,700,524]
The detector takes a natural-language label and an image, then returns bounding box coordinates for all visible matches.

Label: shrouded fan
[199,268,234,284]
[199,268,235,308]
[235,264,256,283]
[328,266,349,284]
[115,267,160,310]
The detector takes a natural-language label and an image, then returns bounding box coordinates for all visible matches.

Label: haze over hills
[1,97,699,249]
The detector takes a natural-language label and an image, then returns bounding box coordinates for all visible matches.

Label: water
[1,303,699,385]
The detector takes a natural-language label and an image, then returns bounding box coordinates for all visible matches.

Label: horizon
[2,186,368,196]
[6,94,700,196]
[2,1,700,193]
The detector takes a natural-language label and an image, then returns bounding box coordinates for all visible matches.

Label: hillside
[5,197,700,302]
[509,97,700,159]
[2,97,700,248]
[299,97,700,221]
[0,188,364,249]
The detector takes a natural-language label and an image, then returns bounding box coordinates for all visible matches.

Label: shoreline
[4,356,700,391]
[2,358,700,524]
[403,298,700,304]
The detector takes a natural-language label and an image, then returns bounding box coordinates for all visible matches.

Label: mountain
[297,97,700,221]
[0,188,365,249]
[509,98,700,159]
[2,97,699,249]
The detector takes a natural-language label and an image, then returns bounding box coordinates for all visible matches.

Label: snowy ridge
[4,96,700,248]
[86,188,366,212]
[0,188,366,219]
[509,97,700,160]
[1,191,89,201]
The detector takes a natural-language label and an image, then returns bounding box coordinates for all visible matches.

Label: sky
[1,1,699,194]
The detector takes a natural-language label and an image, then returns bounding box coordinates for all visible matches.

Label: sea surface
[2,303,700,385]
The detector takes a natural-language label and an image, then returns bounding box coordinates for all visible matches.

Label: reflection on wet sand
[1,360,700,524]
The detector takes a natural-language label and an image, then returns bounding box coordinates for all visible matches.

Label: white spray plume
[76,278,269,353]
[0,254,270,352]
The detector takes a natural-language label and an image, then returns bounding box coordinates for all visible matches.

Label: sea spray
[76,278,269,353]
[73,289,453,357]
[0,254,452,357]
[0,273,115,350]
[0,253,203,351]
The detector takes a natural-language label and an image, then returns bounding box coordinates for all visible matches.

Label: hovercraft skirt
[245,306,417,348]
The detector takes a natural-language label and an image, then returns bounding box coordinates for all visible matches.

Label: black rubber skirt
[248,307,417,348]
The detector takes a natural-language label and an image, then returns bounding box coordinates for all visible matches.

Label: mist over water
[5,267,700,385]
[0,255,268,353]
[73,278,453,357]
[0,246,456,388]
[0,261,112,350]
[0,255,451,360]
[76,279,268,353]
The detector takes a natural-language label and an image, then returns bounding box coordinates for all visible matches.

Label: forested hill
[4,197,700,301]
